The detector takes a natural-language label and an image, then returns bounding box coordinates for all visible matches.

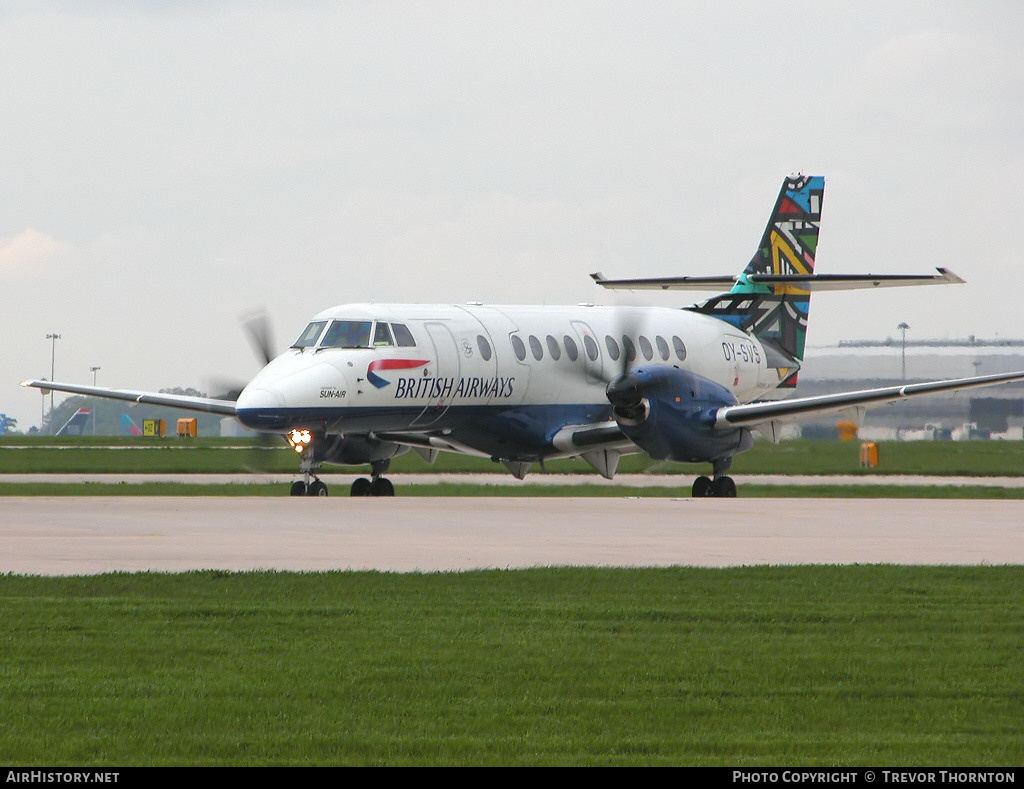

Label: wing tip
[936,267,967,285]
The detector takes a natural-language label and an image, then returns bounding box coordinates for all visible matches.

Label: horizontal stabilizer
[591,268,965,292]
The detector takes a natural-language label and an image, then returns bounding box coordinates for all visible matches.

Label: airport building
[799,338,1024,439]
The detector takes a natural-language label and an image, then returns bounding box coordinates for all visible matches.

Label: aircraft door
[571,320,604,385]
[449,320,499,405]
[411,321,461,427]
[460,306,529,406]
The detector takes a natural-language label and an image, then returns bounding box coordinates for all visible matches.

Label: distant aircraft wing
[591,268,965,291]
[714,371,1024,436]
[20,380,238,417]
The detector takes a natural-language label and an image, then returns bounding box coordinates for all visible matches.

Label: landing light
[288,428,313,453]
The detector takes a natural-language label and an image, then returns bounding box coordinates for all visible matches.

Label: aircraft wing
[372,430,494,458]
[714,371,1024,435]
[376,421,636,459]
[591,268,965,291]
[20,380,238,417]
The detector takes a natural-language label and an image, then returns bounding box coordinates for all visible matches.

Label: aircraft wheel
[711,476,737,498]
[350,477,372,497]
[370,477,395,497]
[289,481,306,497]
[308,480,329,497]
[691,476,712,497]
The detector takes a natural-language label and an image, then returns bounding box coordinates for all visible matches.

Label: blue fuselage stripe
[237,403,615,456]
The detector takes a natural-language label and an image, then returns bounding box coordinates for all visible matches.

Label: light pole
[46,333,61,434]
[40,378,47,433]
[897,322,910,382]
[90,366,101,435]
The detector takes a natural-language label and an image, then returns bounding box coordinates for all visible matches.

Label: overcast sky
[3,1,1023,430]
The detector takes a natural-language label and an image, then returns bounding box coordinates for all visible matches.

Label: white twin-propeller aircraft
[23,175,1024,496]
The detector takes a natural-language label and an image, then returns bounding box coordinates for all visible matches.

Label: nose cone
[606,372,644,410]
[235,384,289,430]
[235,356,351,431]
[236,385,284,411]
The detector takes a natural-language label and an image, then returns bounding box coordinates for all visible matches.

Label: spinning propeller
[210,308,289,471]
[592,305,651,422]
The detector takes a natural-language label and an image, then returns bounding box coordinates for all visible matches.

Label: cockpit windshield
[292,321,327,348]
[321,320,373,349]
[293,319,417,350]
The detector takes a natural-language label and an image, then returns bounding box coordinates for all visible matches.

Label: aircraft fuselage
[235,302,778,460]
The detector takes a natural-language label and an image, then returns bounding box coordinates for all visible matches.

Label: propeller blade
[241,308,276,366]
[207,378,250,402]
[593,303,650,386]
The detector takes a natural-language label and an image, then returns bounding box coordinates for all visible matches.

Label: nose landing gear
[290,455,331,496]
[290,478,329,496]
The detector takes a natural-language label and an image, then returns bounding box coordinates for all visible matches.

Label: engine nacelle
[608,366,753,463]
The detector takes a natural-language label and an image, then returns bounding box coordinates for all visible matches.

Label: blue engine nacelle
[607,366,754,463]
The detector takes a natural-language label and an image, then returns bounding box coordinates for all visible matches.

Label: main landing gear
[690,458,737,498]
[349,458,395,496]
[690,475,736,498]
[348,476,395,497]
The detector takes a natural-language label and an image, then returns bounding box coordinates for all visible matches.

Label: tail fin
[692,173,825,387]
[592,173,963,388]
[119,414,143,436]
[55,407,92,436]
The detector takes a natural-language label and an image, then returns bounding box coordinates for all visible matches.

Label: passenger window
[391,323,416,347]
[477,335,492,361]
[511,335,527,361]
[322,320,372,348]
[563,335,579,361]
[546,335,561,361]
[529,335,544,361]
[583,335,599,362]
[673,335,687,361]
[605,335,620,361]
[622,336,636,362]
[639,335,653,361]
[292,321,327,348]
[656,335,670,360]
[373,322,394,346]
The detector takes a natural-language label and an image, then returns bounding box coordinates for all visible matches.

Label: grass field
[1,567,1021,766]
[3,437,1024,476]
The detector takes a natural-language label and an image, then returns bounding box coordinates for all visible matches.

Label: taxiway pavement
[2,497,1022,575]
[3,472,1024,487]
